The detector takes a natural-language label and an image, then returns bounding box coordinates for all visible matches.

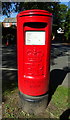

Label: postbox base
[19,91,48,115]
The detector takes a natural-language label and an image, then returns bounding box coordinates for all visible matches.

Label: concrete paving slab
[62,73,70,87]
[50,47,70,88]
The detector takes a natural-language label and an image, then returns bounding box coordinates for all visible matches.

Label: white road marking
[0,68,17,71]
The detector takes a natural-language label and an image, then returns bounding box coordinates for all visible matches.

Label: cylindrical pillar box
[17,9,52,115]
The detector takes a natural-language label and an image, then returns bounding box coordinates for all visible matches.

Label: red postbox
[17,9,52,96]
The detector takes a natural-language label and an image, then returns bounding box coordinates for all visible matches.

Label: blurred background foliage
[2,2,70,43]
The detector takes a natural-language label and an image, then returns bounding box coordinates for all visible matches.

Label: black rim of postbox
[19,91,49,102]
[19,14,52,17]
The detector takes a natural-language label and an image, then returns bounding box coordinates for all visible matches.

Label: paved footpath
[50,43,70,88]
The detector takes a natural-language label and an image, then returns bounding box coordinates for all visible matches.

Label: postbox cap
[17,9,52,17]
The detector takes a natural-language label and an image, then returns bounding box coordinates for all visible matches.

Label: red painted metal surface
[17,9,52,96]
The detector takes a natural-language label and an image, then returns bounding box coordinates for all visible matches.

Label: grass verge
[48,85,69,118]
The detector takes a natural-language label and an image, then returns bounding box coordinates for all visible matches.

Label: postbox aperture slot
[25,31,45,45]
[24,22,47,28]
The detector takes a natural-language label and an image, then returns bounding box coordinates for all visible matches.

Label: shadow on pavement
[48,68,70,105]
[51,43,70,60]
[2,70,18,93]
[2,46,18,98]
[2,46,17,69]
[60,109,70,120]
